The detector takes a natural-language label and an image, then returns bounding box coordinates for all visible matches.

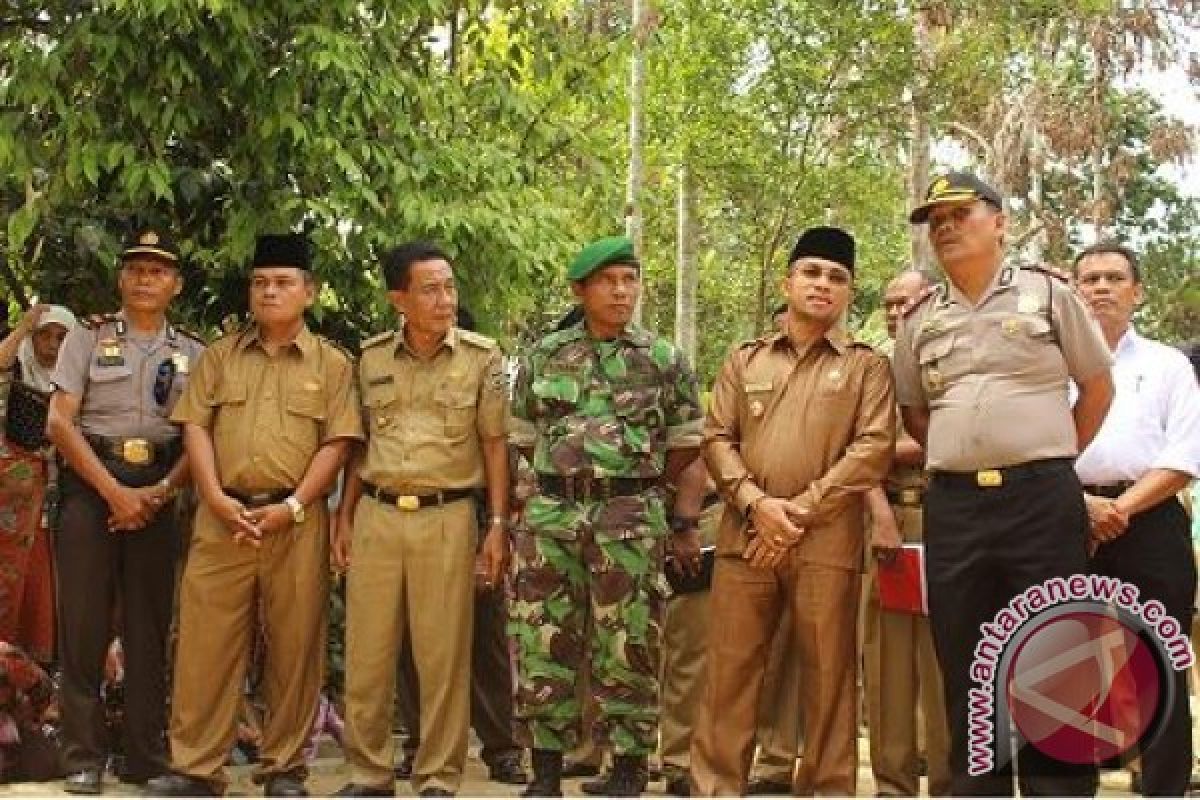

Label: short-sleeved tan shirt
[357,326,508,494]
[893,263,1112,471]
[705,329,896,569]
[170,325,363,491]
[52,314,206,440]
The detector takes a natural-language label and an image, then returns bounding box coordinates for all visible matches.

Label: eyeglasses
[153,360,176,405]
[792,263,852,286]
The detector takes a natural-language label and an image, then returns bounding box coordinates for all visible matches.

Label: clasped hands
[105,482,172,532]
[1085,493,1129,547]
[212,493,294,547]
[744,496,809,569]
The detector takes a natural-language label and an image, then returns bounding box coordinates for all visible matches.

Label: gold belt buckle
[900,488,922,505]
[122,438,152,466]
[976,469,1003,488]
[394,495,420,512]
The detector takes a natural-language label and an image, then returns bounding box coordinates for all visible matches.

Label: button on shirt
[1075,330,1200,484]
[52,316,205,440]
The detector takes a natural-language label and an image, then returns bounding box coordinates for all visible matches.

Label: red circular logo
[1006,609,1164,765]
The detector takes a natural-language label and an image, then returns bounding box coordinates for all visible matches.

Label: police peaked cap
[788,226,855,273]
[909,171,1004,224]
[251,233,312,271]
[568,236,639,282]
[121,227,180,266]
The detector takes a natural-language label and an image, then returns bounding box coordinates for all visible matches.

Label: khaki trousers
[863,570,950,796]
[342,497,475,794]
[168,503,328,790]
[751,607,803,784]
[691,555,859,797]
[658,589,710,776]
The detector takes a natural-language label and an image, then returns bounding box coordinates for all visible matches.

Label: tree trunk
[675,162,697,363]
[626,0,646,324]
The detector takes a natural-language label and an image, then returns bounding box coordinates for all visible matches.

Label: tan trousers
[342,497,475,794]
[751,606,803,784]
[863,571,951,796]
[168,504,328,790]
[691,556,859,797]
[659,589,710,776]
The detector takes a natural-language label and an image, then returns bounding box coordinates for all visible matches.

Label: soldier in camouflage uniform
[508,236,703,797]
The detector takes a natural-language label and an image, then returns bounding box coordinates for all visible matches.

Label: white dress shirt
[1075,329,1200,485]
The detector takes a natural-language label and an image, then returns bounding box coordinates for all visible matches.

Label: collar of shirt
[943,258,1018,309]
[562,320,653,349]
[237,324,316,356]
[767,327,849,358]
[396,326,458,359]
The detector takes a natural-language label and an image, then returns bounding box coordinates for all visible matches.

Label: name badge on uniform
[1017,293,1041,314]
[743,381,772,392]
[303,380,321,392]
[97,339,124,367]
[367,375,394,387]
[750,400,765,418]
[171,352,190,374]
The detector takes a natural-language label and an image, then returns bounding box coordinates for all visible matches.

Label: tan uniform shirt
[52,314,206,439]
[357,327,508,493]
[893,264,1112,472]
[705,328,896,569]
[170,325,363,491]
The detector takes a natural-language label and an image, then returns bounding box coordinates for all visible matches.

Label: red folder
[877,544,928,615]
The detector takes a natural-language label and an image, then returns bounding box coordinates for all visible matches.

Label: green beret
[567,235,637,282]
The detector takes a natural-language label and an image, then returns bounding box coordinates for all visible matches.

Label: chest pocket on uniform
[531,366,585,416]
[612,384,664,451]
[286,384,326,433]
[917,333,954,396]
[363,380,398,431]
[434,386,477,440]
[87,364,134,412]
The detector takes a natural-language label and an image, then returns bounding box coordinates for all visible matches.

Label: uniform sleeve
[476,348,509,440]
[892,312,925,407]
[50,326,94,396]
[321,349,365,444]
[791,352,896,526]
[1052,282,1113,382]
[664,349,703,450]
[704,348,762,515]
[508,354,537,448]
[1153,350,1200,477]
[169,343,222,427]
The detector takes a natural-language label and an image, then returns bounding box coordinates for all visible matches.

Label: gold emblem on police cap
[929,177,950,198]
[139,231,159,246]
[1017,293,1040,314]
[750,399,764,418]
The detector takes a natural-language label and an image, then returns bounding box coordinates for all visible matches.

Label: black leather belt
[931,458,1074,490]
[86,434,180,468]
[225,488,293,508]
[538,473,659,503]
[1083,481,1135,499]
[886,487,925,506]
[362,480,474,511]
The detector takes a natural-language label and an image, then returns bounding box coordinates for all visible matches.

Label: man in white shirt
[1073,242,1200,797]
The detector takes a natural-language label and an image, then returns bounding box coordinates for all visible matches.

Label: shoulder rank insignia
[1022,262,1070,283]
[360,330,395,350]
[459,329,496,350]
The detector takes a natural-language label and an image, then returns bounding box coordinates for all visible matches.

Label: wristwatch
[669,515,698,534]
[283,495,306,524]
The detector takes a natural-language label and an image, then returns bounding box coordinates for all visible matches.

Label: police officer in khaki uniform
[48,227,203,795]
[332,242,509,798]
[691,227,895,796]
[894,173,1114,796]
[146,233,363,797]
[863,269,950,797]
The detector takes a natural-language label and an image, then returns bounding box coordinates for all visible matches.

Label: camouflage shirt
[509,322,703,479]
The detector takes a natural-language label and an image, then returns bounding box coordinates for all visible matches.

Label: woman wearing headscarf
[0,303,77,663]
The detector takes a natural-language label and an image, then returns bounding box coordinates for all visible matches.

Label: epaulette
[737,335,769,351]
[901,284,942,317]
[1020,262,1070,283]
[360,331,396,350]
[80,312,120,330]
[317,334,354,361]
[171,324,207,346]
[459,329,496,350]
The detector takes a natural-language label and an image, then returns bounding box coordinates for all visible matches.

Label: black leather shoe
[333,784,393,797]
[487,752,529,785]
[418,790,453,797]
[664,773,691,797]
[522,749,564,797]
[746,778,791,796]
[265,774,309,797]
[64,769,103,795]
[143,773,220,797]
[561,759,601,778]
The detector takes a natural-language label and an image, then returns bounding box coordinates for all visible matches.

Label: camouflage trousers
[509,491,669,755]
